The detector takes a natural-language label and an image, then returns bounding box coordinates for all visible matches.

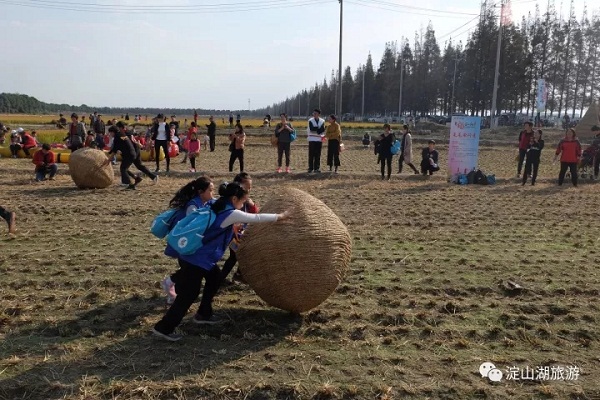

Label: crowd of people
[2,112,600,189]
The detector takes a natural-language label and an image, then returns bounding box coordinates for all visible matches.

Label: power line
[0,0,332,13]
[345,0,474,18]
[359,0,479,16]
[437,15,481,39]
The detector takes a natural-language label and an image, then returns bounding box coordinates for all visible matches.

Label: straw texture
[69,148,114,189]
[237,188,352,313]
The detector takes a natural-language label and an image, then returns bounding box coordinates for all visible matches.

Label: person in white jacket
[306,109,325,173]
[398,125,419,174]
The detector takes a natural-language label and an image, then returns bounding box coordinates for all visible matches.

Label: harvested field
[0,129,598,399]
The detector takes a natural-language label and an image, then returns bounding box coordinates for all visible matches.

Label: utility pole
[337,0,343,117]
[398,55,404,120]
[490,0,504,128]
[361,65,365,121]
[451,54,459,114]
[248,98,251,112]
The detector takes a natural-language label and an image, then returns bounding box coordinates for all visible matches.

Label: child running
[221,173,258,284]
[153,182,290,341]
[160,176,216,305]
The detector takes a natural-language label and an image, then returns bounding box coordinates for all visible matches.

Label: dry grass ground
[0,130,599,400]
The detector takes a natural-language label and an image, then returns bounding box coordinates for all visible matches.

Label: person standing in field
[554,128,582,187]
[517,122,534,178]
[187,132,201,173]
[307,108,325,174]
[93,114,105,138]
[325,114,342,174]
[0,206,16,234]
[151,113,172,173]
[206,116,217,152]
[228,124,246,172]
[522,130,544,186]
[274,113,294,173]
[181,121,197,165]
[398,125,419,175]
[229,112,234,128]
[153,182,290,340]
[194,110,198,125]
[65,113,86,152]
[378,124,396,180]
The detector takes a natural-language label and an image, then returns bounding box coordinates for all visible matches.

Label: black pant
[594,155,600,178]
[558,162,578,186]
[190,155,197,169]
[154,140,170,171]
[398,154,418,174]
[327,139,340,168]
[120,158,135,185]
[9,144,21,156]
[154,258,222,334]
[126,153,157,182]
[308,141,322,171]
[381,154,393,179]
[22,147,33,157]
[277,142,291,167]
[0,206,11,223]
[221,250,237,283]
[229,149,244,172]
[209,134,216,152]
[420,161,440,175]
[517,149,527,175]
[522,158,540,185]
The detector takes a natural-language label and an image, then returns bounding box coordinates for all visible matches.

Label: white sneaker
[152,176,159,184]
[161,277,176,305]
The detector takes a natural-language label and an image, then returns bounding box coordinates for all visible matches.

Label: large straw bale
[69,148,114,189]
[237,188,352,313]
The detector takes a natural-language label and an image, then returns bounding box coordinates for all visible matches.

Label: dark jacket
[274,122,294,143]
[421,148,439,166]
[377,133,396,157]
[109,133,136,161]
[151,122,172,142]
[525,139,544,163]
[206,121,217,136]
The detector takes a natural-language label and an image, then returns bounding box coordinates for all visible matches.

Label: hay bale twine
[237,188,352,313]
[68,148,114,189]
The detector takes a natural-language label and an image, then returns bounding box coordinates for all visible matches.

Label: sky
[1,0,591,110]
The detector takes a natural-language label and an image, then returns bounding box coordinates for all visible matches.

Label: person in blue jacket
[153,182,290,341]
[160,176,216,305]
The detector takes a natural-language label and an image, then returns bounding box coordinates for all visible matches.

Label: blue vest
[164,197,215,258]
[178,207,235,270]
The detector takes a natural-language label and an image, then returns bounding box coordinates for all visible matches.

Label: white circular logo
[479,362,496,377]
[178,237,188,249]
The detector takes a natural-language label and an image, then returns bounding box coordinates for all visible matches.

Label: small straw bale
[68,148,114,189]
[237,188,352,313]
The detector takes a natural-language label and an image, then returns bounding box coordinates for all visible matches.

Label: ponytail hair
[169,176,213,209]
[211,182,248,213]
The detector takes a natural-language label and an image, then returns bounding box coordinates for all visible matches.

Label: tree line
[0,93,237,117]
[256,0,600,121]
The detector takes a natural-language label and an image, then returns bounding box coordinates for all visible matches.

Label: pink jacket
[187,139,200,154]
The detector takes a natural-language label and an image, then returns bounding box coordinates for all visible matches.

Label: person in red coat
[33,143,58,181]
[517,122,534,178]
[554,128,582,187]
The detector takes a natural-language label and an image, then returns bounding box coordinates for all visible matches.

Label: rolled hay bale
[237,188,352,313]
[68,148,114,189]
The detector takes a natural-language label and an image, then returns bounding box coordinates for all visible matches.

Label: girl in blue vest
[161,176,216,305]
[153,182,290,341]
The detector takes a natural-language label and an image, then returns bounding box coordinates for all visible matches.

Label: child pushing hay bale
[237,188,352,313]
[69,148,114,189]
